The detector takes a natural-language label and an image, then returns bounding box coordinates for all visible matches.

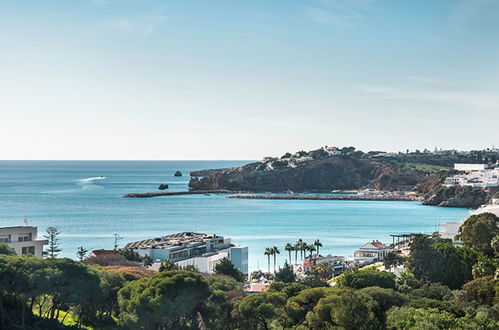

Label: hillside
[188,147,442,193]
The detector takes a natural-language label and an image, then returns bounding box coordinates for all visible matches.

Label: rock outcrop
[174,171,182,177]
[417,170,499,208]
[158,184,169,190]
[188,156,428,193]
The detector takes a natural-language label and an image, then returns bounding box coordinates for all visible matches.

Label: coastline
[226,193,419,202]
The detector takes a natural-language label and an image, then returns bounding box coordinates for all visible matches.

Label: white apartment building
[444,166,499,188]
[0,225,48,258]
[125,232,248,274]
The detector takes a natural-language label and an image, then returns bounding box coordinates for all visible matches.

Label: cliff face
[189,157,427,192]
[416,170,499,208]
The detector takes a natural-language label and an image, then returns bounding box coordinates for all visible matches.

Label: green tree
[307,243,316,258]
[118,270,212,329]
[142,254,153,267]
[76,246,88,261]
[270,246,280,273]
[472,255,496,278]
[232,291,286,330]
[387,307,456,330]
[406,235,478,289]
[214,257,244,282]
[330,290,381,330]
[314,239,323,256]
[274,261,295,283]
[267,282,308,298]
[264,247,272,273]
[456,213,499,256]
[43,227,61,258]
[460,276,497,306]
[314,262,333,281]
[0,242,16,256]
[159,259,178,272]
[284,243,294,264]
[383,251,405,270]
[338,267,396,289]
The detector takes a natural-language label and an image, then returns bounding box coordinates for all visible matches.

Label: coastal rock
[417,170,499,208]
[158,184,169,190]
[174,171,182,177]
[188,156,428,193]
[422,186,488,209]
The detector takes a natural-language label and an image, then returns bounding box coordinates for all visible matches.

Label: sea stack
[174,171,182,177]
[158,184,169,190]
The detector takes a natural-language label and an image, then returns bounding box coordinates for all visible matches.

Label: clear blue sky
[1,0,498,160]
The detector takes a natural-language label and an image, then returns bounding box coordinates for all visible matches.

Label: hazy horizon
[1,0,498,160]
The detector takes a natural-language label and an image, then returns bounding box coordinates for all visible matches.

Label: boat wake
[77,176,106,190]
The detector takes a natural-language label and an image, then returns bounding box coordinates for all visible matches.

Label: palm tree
[284,243,294,264]
[294,241,300,264]
[308,244,316,258]
[264,248,272,273]
[314,239,323,256]
[301,241,309,260]
[271,246,280,273]
[296,239,305,260]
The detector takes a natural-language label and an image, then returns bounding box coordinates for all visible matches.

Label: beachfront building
[124,232,248,274]
[302,254,346,273]
[0,225,48,257]
[354,240,391,263]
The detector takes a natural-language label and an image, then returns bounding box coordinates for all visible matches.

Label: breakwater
[123,190,232,198]
[226,194,419,201]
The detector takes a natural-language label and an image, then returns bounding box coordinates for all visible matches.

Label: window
[18,233,32,242]
[22,246,35,255]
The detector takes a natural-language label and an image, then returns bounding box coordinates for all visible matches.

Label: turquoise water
[0,161,469,271]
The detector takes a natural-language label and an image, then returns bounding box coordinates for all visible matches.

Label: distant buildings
[0,224,48,258]
[444,164,498,188]
[125,232,248,274]
[353,240,391,263]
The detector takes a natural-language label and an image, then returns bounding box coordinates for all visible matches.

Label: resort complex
[124,231,248,274]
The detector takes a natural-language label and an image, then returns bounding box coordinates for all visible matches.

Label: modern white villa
[124,232,248,274]
[0,224,48,257]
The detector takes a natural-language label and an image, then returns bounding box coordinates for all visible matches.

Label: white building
[444,167,499,188]
[0,225,48,257]
[125,232,248,274]
[454,163,494,171]
[353,240,391,262]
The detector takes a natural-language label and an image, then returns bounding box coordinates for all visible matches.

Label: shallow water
[0,161,469,271]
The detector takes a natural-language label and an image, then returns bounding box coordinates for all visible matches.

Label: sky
[0,0,498,160]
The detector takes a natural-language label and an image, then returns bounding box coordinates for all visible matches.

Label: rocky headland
[188,146,498,209]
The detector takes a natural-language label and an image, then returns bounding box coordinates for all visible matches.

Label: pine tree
[44,227,61,258]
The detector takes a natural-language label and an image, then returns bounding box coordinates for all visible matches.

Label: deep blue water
[0,161,469,271]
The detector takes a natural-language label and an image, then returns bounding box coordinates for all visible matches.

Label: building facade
[0,226,48,258]
[354,240,391,263]
[125,232,248,274]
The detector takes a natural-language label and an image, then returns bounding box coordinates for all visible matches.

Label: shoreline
[226,194,419,201]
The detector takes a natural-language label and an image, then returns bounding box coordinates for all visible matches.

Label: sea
[0,160,470,271]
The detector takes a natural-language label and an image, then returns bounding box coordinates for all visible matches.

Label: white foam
[79,176,106,183]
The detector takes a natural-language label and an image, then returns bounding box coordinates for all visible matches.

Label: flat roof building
[0,225,48,258]
[125,232,248,274]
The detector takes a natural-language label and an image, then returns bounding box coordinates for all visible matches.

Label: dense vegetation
[0,213,498,329]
